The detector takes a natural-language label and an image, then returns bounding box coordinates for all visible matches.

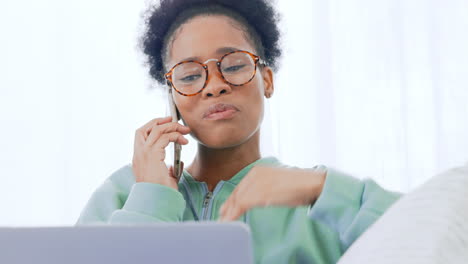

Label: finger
[220,189,241,221]
[222,180,246,210]
[220,187,238,216]
[145,118,184,141]
[227,206,246,222]
[168,165,174,178]
[140,116,173,141]
[140,116,172,133]
[219,200,229,217]
[152,132,188,150]
[169,165,181,180]
[219,204,231,221]
[222,201,248,222]
[145,122,190,147]
[134,116,172,145]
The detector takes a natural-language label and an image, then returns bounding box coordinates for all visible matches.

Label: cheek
[243,80,265,126]
[249,75,266,105]
[173,96,196,122]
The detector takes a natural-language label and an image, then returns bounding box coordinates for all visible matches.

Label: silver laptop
[0,222,254,264]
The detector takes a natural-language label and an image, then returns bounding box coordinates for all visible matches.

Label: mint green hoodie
[76,156,401,263]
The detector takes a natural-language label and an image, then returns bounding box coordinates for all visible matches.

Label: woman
[76,0,402,263]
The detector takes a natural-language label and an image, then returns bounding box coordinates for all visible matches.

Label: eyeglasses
[165,50,265,96]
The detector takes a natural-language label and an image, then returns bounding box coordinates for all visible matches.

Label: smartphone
[167,89,182,180]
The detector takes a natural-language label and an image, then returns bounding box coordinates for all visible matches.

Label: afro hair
[139,0,282,85]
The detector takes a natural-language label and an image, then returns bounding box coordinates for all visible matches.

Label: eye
[223,64,246,73]
[179,74,201,82]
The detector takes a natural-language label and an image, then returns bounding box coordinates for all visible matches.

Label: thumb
[168,165,175,178]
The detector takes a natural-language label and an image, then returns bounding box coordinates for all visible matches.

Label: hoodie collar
[181,156,280,187]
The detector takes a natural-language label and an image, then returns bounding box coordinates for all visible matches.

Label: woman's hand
[219,166,327,221]
[132,116,191,190]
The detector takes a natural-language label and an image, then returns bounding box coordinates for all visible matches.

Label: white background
[1,0,467,226]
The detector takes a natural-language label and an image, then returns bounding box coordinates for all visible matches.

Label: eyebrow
[179,47,240,62]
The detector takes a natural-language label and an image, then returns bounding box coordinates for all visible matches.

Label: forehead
[167,15,256,67]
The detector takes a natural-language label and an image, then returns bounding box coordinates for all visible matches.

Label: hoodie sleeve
[75,165,186,225]
[307,166,402,251]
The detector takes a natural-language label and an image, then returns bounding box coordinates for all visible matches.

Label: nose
[201,63,232,98]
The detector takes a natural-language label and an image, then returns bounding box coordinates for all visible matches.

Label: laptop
[0,221,254,264]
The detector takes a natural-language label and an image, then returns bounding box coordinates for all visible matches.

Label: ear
[261,66,274,98]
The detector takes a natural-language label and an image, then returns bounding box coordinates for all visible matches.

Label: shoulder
[76,163,136,224]
[101,163,136,196]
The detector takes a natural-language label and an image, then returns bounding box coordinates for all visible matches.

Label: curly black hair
[139,0,282,86]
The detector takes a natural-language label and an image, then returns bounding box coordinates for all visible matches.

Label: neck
[186,130,261,192]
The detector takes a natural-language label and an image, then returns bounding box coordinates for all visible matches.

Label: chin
[193,130,252,149]
[198,135,246,149]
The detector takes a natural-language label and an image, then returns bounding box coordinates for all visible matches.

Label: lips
[203,103,239,120]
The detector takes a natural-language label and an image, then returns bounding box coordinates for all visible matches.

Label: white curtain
[1,0,467,226]
[271,0,468,193]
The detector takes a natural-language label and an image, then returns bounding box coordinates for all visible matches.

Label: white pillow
[338,161,468,264]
